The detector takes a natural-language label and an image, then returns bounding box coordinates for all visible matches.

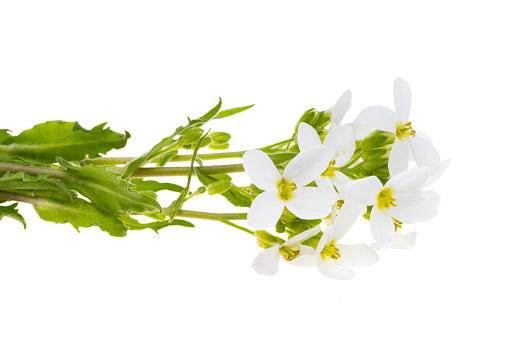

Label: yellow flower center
[396,121,416,139]
[377,187,397,210]
[321,160,340,177]
[278,178,297,201]
[320,243,341,260]
[279,246,300,261]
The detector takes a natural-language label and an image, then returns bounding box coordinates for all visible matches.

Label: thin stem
[173,209,248,221]
[0,161,246,178]
[218,218,255,235]
[0,190,44,205]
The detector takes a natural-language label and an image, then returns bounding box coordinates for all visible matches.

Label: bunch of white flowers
[244,78,448,279]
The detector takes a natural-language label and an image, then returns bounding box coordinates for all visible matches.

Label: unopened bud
[210,132,231,143]
[207,181,232,195]
[361,131,395,151]
[254,230,284,249]
[209,142,230,150]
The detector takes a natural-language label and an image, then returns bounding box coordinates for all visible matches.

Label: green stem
[0,161,245,178]
[0,190,44,205]
[172,209,253,235]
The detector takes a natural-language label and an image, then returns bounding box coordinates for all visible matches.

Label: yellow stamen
[278,178,297,201]
[321,160,340,177]
[321,243,341,260]
[377,187,397,210]
[396,121,417,139]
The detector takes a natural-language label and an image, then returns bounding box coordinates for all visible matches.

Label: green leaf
[156,150,178,167]
[0,121,129,163]
[122,99,222,179]
[0,129,12,144]
[215,104,254,119]
[119,215,194,233]
[130,178,184,193]
[207,181,232,195]
[33,197,128,237]
[166,132,209,220]
[0,203,26,228]
[0,172,75,202]
[195,168,252,207]
[58,159,161,214]
[0,155,55,168]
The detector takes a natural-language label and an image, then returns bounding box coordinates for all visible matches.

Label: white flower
[326,89,371,140]
[354,78,441,176]
[251,226,321,276]
[297,122,356,204]
[344,166,439,248]
[243,146,333,230]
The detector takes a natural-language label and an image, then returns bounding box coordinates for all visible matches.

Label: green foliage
[0,203,26,228]
[0,121,129,163]
[195,168,252,207]
[215,104,254,119]
[0,172,75,202]
[119,215,194,233]
[122,99,223,179]
[166,132,209,220]
[58,159,161,214]
[33,197,128,237]
[0,130,12,144]
[130,178,184,193]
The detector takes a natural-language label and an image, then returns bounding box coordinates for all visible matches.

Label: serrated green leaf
[0,155,55,168]
[58,159,161,214]
[0,129,12,144]
[33,197,128,237]
[215,104,254,119]
[122,99,222,179]
[130,178,184,193]
[0,203,26,228]
[0,121,129,163]
[195,168,252,207]
[0,172,75,202]
[119,215,194,233]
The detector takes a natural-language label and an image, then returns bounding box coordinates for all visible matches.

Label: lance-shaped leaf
[0,203,26,228]
[215,104,254,119]
[130,178,184,193]
[33,197,128,237]
[0,121,129,163]
[119,215,194,233]
[122,99,222,179]
[0,172,75,202]
[57,159,161,214]
[195,169,252,207]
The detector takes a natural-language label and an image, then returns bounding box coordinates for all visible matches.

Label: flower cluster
[244,78,448,279]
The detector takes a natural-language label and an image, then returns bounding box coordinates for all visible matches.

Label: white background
[0,1,505,339]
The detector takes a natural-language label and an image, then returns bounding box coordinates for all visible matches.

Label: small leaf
[0,172,75,202]
[195,169,252,207]
[0,129,12,144]
[215,104,255,119]
[119,215,194,233]
[0,203,26,228]
[130,178,184,193]
[207,181,232,195]
[156,150,178,167]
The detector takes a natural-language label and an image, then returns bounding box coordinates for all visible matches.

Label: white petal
[242,150,281,191]
[283,145,329,187]
[424,159,451,187]
[251,246,281,276]
[329,89,352,125]
[386,167,429,196]
[323,124,356,166]
[247,191,285,230]
[393,78,411,123]
[336,244,379,266]
[388,137,410,176]
[355,106,398,133]
[316,222,334,255]
[390,231,417,249]
[391,190,439,223]
[317,256,355,280]
[329,171,352,199]
[287,245,317,267]
[285,187,332,220]
[297,122,322,151]
[408,134,441,171]
[330,201,365,243]
[315,176,337,205]
[344,176,383,206]
[284,226,321,247]
[370,207,395,249]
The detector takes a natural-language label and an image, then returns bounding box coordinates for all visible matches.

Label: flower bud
[362,156,389,171]
[254,230,284,249]
[361,130,395,151]
[210,132,231,143]
[207,180,232,195]
[181,128,204,144]
[209,142,230,150]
